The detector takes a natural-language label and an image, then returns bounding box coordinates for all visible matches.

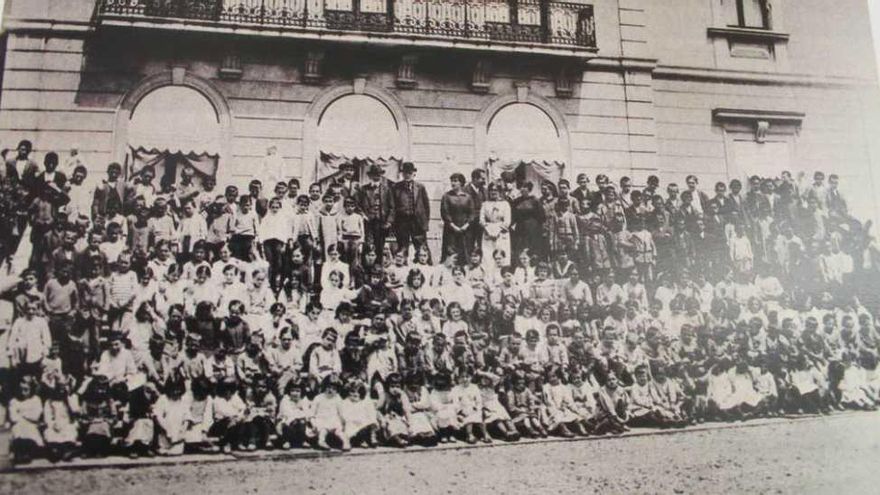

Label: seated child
[276,379,313,449]
[42,376,81,462]
[476,371,517,442]
[9,376,44,464]
[340,378,381,449]
[429,372,461,443]
[154,376,192,456]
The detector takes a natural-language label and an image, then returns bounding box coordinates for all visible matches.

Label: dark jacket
[357,180,395,225]
[391,179,431,231]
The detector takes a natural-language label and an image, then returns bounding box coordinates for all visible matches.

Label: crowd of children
[1,139,880,464]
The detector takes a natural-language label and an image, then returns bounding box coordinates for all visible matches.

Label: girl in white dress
[42,377,80,462]
[451,368,485,443]
[569,369,599,433]
[729,360,763,417]
[707,361,738,420]
[311,374,346,450]
[154,377,192,455]
[378,373,411,448]
[477,371,517,441]
[429,372,460,443]
[340,379,380,449]
[184,377,215,450]
[480,183,512,269]
[320,269,358,314]
[276,380,313,449]
[403,373,437,444]
[9,376,43,464]
[542,367,579,437]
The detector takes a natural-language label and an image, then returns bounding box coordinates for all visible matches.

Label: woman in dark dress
[440,173,476,263]
[510,181,546,261]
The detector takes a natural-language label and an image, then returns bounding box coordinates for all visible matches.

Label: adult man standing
[4,140,40,188]
[91,162,128,220]
[334,161,360,200]
[465,169,487,254]
[357,164,395,262]
[391,161,430,255]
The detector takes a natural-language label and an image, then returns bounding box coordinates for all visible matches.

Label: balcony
[97,0,597,55]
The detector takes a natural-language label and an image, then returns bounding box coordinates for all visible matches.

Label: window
[726,0,770,29]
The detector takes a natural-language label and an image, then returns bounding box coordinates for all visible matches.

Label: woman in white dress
[480,183,511,269]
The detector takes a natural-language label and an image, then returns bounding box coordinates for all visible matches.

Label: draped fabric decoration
[486,156,565,188]
[316,151,402,189]
[128,146,219,191]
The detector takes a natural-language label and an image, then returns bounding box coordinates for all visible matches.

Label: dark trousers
[29,222,52,278]
[394,215,426,255]
[230,234,255,262]
[263,239,285,292]
[364,219,387,262]
[442,224,471,264]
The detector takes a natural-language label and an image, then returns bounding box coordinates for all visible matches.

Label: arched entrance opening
[486,102,565,187]
[127,85,222,191]
[316,94,403,185]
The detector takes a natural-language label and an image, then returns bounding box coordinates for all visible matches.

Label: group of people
[1,137,880,465]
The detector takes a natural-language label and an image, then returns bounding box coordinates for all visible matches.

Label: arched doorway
[486,103,565,186]
[316,94,403,184]
[126,85,223,192]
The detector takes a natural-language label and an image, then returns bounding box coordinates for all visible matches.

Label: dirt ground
[3,413,879,495]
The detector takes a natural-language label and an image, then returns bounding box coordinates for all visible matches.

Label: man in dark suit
[91,162,128,220]
[465,168,487,254]
[391,161,430,255]
[357,164,395,262]
[335,161,361,200]
[3,139,40,190]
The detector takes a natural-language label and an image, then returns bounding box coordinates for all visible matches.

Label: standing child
[259,197,291,293]
[551,199,578,258]
[107,252,138,331]
[316,192,340,258]
[9,300,52,377]
[336,197,364,265]
[78,261,108,364]
[230,196,259,262]
[631,218,656,285]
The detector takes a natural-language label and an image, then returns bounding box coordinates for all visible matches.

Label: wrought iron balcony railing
[98,0,597,50]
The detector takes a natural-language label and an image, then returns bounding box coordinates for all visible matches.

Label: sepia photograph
[0,0,879,493]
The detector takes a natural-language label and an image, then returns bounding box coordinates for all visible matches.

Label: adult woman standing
[479,182,511,269]
[510,181,546,261]
[440,173,476,263]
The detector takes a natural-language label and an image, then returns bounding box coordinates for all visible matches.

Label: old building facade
[1,0,880,240]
